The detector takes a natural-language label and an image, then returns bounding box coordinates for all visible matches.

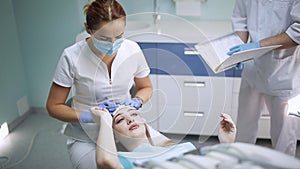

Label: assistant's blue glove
[79,111,94,123]
[124,98,143,110]
[98,101,118,115]
[227,41,260,56]
[235,62,244,70]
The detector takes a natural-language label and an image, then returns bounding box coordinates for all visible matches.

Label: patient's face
[112,107,146,139]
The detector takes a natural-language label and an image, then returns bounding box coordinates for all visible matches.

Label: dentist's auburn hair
[84,0,126,30]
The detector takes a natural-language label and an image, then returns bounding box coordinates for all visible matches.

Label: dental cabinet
[124,18,300,139]
[135,41,300,139]
[136,41,240,136]
[123,18,252,137]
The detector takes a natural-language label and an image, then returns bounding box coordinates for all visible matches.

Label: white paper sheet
[195,33,281,73]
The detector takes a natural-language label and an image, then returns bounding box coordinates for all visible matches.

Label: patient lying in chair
[90,105,236,169]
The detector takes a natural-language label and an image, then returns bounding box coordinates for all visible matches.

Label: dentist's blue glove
[98,101,118,115]
[124,98,143,110]
[227,41,261,56]
[79,111,94,123]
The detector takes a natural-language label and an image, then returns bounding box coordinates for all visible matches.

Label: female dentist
[228,0,300,156]
[46,0,157,168]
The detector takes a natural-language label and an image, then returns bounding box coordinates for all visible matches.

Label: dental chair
[130,142,300,169]
[65,87,300,169]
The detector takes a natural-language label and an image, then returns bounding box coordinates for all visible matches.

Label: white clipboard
[195,32,281,73]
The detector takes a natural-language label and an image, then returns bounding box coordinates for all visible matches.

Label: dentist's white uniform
[53,39,170,169]
[232,0,300,156]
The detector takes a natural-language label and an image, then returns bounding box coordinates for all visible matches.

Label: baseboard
[31,107,48,114]
[8,107,48,132]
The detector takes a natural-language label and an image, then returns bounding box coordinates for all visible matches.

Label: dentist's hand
[227,41,260,56]
[124,98,143,110]
[98,101,118,115]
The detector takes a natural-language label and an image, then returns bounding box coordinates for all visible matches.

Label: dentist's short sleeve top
[52,39,150,141]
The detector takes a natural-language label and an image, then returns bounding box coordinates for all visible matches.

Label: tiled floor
[0,111,73,169]
[0,110,299,169]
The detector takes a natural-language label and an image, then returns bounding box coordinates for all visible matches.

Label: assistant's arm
[46,82,80,122]
[260,33,298,49]
[234,0,300,49]
[235,31,249,43]
[232,0,249,43]
[236,31,298,50]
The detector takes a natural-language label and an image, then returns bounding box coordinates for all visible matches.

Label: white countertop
[75,14,233,44]
[125,16,233,43]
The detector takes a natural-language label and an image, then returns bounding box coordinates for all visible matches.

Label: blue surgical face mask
[92,37,123,55]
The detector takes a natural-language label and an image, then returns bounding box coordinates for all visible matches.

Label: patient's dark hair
[84,0,126,30]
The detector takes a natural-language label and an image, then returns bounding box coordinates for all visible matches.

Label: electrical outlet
[17,96,29,116]
[0,122,9,141]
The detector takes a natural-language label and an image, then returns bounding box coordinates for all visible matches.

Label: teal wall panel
[0,0,235,124]
[0,0,28,124]
[12,0,82,107]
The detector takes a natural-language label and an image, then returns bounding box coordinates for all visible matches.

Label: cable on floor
[0,129,44,169]
[0,156,8,169]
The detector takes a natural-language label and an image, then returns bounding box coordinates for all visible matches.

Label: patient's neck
[121,137,150,152]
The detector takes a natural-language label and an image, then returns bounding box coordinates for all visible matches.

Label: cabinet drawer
[156,43,235,77]
[157,75,233,135]
[138,42,238,77]
[157,75,233,109]
[158,105,232,135]
[156,44,210,76]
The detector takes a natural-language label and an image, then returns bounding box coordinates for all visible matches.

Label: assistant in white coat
[231,0,300,156]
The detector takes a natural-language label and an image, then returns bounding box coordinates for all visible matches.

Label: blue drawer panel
[233,69,243,77]
[138,43,158,74]
[138,42,241,77]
